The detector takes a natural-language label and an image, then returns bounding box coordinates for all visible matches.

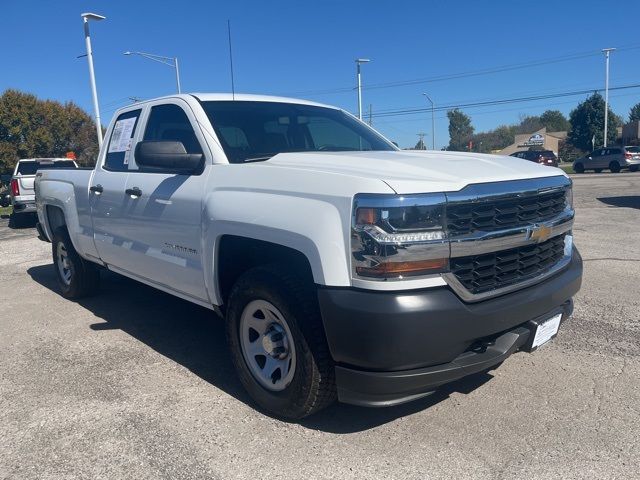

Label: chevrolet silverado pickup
[10,158,77,226]
[35,94,582,419]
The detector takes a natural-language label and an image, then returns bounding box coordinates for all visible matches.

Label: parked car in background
[510,150,559,167]
[573,146,640,173]
[10,158,77,226]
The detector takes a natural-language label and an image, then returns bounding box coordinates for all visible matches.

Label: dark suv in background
[510,150,559,167]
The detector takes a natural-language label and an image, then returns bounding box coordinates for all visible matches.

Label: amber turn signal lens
[356,208,377,225]
[356,258,447,278]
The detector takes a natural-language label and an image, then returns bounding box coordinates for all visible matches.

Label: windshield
[200,101,396,163]
[17,160,76,175]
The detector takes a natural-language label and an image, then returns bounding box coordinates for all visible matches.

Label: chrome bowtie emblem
[527,224,552,243]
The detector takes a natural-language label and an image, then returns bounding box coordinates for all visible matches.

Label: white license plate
[532,313,562,348]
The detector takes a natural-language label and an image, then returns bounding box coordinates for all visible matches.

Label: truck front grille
[450,234,567,295]
[446,190,567,236]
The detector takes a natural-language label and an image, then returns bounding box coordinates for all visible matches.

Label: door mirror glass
[135,141,203,174]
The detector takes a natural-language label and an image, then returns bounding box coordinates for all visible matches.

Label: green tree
[568,93,621,151]
[447,109,474,151]
[515,115,542,134]
[629,102,640,122]
[540,110,570,132]
[0,89,99,172]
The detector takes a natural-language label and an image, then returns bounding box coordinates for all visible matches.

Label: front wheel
[51,227,100,298]
[609,162,621,173]
[226,265,336,419]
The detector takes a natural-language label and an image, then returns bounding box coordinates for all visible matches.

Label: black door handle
[125,187,142,198]
[89,184,103,194]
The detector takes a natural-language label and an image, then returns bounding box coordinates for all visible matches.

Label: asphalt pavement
[1,172,639,479]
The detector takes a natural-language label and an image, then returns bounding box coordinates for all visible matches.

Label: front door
[116,100,210,302]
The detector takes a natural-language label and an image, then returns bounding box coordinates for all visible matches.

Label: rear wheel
[51,227,100,298]
[609,162,621,173]
[630,165,639,172]
[226,265,336,419]
[573,163,584,173]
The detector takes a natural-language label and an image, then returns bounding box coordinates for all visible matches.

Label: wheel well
[217,235,314,305]
[46,205,66,234]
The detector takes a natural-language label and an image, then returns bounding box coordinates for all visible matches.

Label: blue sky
[2,0,640,149]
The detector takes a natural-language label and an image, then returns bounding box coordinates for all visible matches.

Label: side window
[142,104,203,155]
[105,109,141,171]
[591,150,601,157]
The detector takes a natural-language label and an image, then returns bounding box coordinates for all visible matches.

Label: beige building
[498,128,567,156]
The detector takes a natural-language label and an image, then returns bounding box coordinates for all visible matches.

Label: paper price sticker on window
[108,117,137,153]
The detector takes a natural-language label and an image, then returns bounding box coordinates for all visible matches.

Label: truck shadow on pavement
[597,196,640,209]
[27,264,496,433]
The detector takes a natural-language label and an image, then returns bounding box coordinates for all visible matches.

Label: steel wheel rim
[56,242,72,285]
[239,299,296,391]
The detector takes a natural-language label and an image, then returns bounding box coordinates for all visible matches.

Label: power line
[283,45,640,97]
[366,83,640,119]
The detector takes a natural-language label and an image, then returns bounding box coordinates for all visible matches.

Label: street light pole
[124,51,181,93]
[602,47,616,147]
[355,58,370,120]
[422,93,435,150]
[81,12,105,148]
[174,57,181,94]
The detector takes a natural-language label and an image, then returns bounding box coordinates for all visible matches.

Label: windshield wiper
[243,155,275,163]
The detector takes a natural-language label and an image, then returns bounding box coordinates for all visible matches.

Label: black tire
[573,163,584,174]
[226,264,336,419]
[609,162,621,173]
[8,212,27,228]
[630,165,639,172]
[51,227,100,299]
[594,168,603,173]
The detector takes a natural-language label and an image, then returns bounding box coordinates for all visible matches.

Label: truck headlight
[351,193,449,280]
[566,185,573,209]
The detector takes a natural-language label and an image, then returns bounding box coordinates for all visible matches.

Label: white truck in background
[9,158,77,226]
[35,93,582,419]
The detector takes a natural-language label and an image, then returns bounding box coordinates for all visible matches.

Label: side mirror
[588,156,592,160]
[135,141,203,174]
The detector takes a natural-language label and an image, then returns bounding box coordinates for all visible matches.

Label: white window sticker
[108,117,137,153]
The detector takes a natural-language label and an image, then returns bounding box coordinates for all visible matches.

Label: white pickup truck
[35,94,582,419]
[10,158,77,226]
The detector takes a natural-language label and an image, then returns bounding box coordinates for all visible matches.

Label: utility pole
[417,133,427,150]
[422,93,435,150]
[602,48,616,147]
[368,104,373,126]
[355,58,370,120]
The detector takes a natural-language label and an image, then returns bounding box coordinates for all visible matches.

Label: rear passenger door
[90,108,142,267]
[116,100,210,302]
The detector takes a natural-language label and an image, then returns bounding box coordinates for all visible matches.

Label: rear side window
[143,104,203,155]
[607,148,621,155]
[105,109,141,171]
[16,160,76,175]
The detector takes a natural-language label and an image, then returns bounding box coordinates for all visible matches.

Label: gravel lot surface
[1,172,639,479]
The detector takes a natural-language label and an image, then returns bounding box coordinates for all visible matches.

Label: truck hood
[267,150,566,194]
